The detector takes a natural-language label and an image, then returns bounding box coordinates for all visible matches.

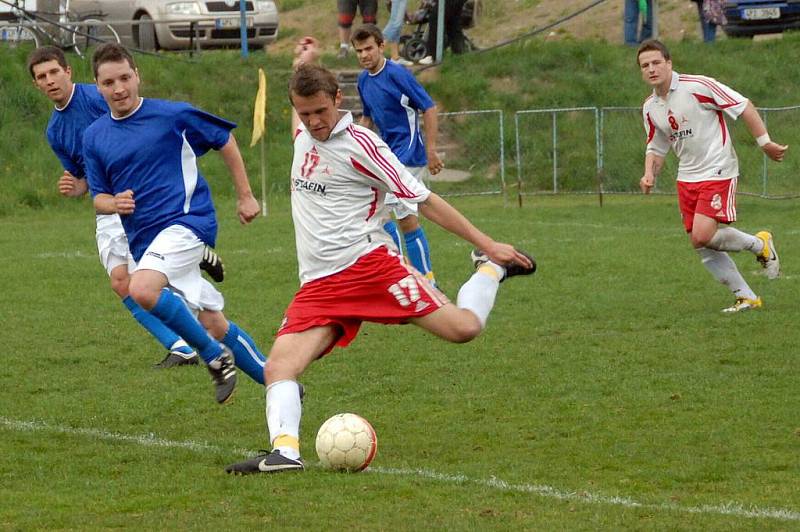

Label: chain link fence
[429,109,506,198]
[513,105,799,199]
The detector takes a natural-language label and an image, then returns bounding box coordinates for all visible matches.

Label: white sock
[266,380,302,460]
[707,227,762,254]
[456,268,501,328]
[697,247,757,300]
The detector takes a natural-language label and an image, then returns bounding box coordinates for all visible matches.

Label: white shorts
[96,214,136,276]
[385,166,428,220]
[135,225,224,312]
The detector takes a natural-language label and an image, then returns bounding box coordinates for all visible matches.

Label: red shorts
[277,246,448,356]
[676,178,737,233]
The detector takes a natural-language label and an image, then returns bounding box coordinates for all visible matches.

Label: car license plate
[742,7,780,20]
[216,16,253,29]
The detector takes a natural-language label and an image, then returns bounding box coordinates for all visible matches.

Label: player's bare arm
[94,189,135,215]
[422,106,444,175]
[740,101,788,162]
[419,193,533,269]
[218,134,260,224]
[640,153,664,194]
[57,171,88,197]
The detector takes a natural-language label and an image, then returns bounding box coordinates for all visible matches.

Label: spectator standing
[384,0,413,66]
[691,0,724,42]
[420,0,468,64]
[624,0,653,46]
[338,0,379,58]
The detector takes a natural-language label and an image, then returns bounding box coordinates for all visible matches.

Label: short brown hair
[351,24,384,46]
[289,64,339,103]
[636,39,670,65]
[27,46,68,78]
[92,43,137,78]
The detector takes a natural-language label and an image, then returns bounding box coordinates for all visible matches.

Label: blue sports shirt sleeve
[47,129,84,177]
[177,104,237,155]
[82,128,112,197]
[357,74,373,119]
[394,68,434,112]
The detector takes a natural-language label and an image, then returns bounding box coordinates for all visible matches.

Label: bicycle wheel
[3,23,41,49]
[71,19,121,59]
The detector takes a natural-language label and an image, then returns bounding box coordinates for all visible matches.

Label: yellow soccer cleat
[722,296,763,314]
[755,231,780,280]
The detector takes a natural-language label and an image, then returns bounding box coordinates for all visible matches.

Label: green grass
[2,194,800,529]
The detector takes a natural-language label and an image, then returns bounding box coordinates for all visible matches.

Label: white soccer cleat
[721,296,763,314]
[755,231,780,280]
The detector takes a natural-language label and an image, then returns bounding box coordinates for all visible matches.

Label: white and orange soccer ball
[315,413,378,472]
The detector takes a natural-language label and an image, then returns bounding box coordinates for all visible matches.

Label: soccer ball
[315,413,378,472]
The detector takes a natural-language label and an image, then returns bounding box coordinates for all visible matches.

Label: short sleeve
[177,104,237,155]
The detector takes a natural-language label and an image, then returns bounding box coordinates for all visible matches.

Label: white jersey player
[226,60,536,475]
[637,40,787,313]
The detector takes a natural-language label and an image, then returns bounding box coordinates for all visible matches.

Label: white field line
[2,416,799,523]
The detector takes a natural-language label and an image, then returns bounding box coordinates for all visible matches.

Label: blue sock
[149,289,222,364]
[122,296,180,350]
[404,227,436,285]
[222,321,266,385]
[383,221,403,256]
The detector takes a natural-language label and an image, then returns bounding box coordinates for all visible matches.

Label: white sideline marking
[2,416,799,523]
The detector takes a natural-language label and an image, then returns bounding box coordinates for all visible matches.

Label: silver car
[71,0,279,51]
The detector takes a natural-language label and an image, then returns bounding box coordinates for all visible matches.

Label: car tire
[137,14,158,51]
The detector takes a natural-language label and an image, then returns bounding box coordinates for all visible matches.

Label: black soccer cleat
[200,245,225,283]
[471,249,537,282]
[206,349,236,404]
[226,450,305,475]
[153,349,200,369]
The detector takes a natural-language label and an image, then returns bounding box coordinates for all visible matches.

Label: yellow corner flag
[250,68,267,148]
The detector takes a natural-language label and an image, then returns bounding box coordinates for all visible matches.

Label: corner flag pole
[260,135,268,217]
[250,68,268,216]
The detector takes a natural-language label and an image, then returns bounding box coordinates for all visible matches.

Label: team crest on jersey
[710,193,723,211]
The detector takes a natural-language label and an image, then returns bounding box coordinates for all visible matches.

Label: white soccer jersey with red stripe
[642,71,748,182]
[290,112,431,284]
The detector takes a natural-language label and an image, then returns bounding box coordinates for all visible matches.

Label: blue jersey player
[83,43,266,403]
[352,24,442,288]
[27,46,220,369]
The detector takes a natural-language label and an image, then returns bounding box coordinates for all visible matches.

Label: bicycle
[0,0,120,58]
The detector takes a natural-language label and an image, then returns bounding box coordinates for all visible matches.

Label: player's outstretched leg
[200,245,225,283]
[148,288,237,403]
[755,231,780,279]
[121,295,200,368]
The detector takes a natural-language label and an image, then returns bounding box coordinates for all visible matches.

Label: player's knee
[691,233,711,248]
[127,281,159,310]
[109,276,129,298]
[447,315,483,343]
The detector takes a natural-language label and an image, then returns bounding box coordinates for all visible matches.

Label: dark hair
[351,24,384,46]
[27,46,68,78]
[92,43,137,78]
[636,39,670,65]
[289,64,339,103]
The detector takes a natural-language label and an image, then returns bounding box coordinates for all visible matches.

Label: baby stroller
[400,0,477,62]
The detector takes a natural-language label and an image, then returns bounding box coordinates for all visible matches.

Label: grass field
[2,194,799,529]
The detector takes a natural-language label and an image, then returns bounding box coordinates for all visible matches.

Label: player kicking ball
[225,44,536,474]
[637,40,787,313]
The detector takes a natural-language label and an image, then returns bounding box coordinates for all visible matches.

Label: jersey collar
[329,111,354,137]
[54,83,77,112]
[368,57,388,77]
[111,97,145,121]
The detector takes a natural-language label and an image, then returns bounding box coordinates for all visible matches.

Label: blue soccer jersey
[357,60,435,167]
[83,98,235,261]
[46,83,108,177]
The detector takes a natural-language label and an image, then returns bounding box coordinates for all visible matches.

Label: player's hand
[427,150,444,175]
[484,242,534,271]
[237,193,260,224]
[639,174,655,194]
[57,171,88,197]
[293,36,321,69]
[114,189,135,215]
[763,142,788,162]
